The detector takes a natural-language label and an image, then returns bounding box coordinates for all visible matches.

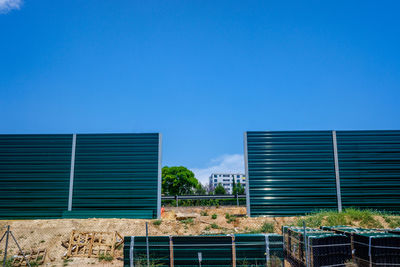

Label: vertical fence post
[231,235,236,267]
[68,134,77,211]
[332,130,343,212]
[244,132,251,217]
[146,222,150,267]
[2,226,10,267]
[169,236,174,267]
[129,236,135,267]
[264,234,270,264]
[303,221,309,267]
[368,236,372,267]
[236,193,239,207]
[197,252,202,267]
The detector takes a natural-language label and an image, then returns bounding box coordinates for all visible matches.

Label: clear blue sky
[1,1,400,181]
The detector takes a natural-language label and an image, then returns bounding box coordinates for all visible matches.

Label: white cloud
[0,0,22,13]
[191,154,245,185]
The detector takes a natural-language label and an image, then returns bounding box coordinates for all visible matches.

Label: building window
[214,174,218,178]
[214,179,217,183]
[223,174,229,177]
[237,175,240,178]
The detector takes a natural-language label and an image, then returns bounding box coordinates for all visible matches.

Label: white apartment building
[209,173,246,194]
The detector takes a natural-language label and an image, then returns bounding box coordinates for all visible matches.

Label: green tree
[162,166,199,195]
[232,177,236,194]
[214,183,226,195]
[233,183,245,195]
[194,183,207,195]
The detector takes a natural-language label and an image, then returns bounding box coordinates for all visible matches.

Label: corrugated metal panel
[123,236,170,266]
[69,133,160,219]
[0,134,72,219]
[172,236,233,266]
[246,131,338,216]
[123,234,284,267]
[235,234,284,265]
[0,133,161,219]
[336,130,400,212]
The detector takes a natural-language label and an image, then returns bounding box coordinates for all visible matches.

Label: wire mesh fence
[1,215,400,266]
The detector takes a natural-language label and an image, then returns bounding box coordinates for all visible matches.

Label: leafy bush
[211,214,217,219]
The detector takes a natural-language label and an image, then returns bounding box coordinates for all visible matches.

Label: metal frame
[332,131,343,212]
[129,236,135,267]
[68,134,77,211]
[157,133,163,219]
[162,194,246,200]
[244,132,251,216]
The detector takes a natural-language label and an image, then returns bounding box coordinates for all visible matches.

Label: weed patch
[211,223,219,229]
[153,220,162,226]
[180,218,194,225]
[200,210,208,216]
[296,209,391,228]
[99,253,113,262]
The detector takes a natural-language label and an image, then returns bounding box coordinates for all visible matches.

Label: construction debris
[12,249,46,267]
[64,230,123,259]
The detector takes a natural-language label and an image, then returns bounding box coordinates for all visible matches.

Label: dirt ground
[0,206,395,266]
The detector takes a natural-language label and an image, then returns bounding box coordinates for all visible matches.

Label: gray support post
[303,221,309,267]
[332,131,343,212]
[264,234,270,264]
[146,222,150,267]
[157,134,162,219]
[0,231,6,244]
[169,236,174,267]
[3,226,9,267]
[130,236,135,267]
[368,236,372,267]
[244,132,251,216]
[198,252,202,267]
[68,134,77,211]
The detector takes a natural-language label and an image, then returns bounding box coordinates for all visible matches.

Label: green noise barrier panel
[0,134,72,219]
[0,133,161,219]
[123,234,284,267]
[245,131,338,216]
[245,130,400,217]
[66,133,160,219]
[336,130,400,211]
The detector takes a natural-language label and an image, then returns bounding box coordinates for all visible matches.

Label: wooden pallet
[66,231,123,258]
[12,249,46,267]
